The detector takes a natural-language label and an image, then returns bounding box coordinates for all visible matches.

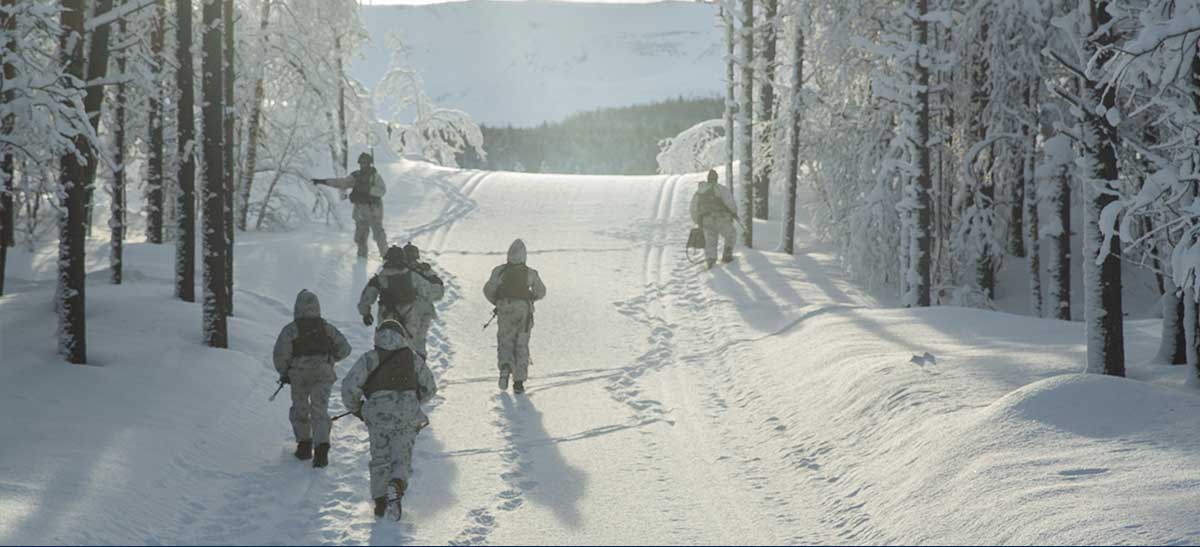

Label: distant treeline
[459,97,723,175]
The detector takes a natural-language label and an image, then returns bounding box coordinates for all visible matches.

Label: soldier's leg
[703,224,720,268]
[352,206,370,258]
[513,331,531,382]
[289,375,313,443]
[390,427,419,486]
[310,377,333,446]
[371,204,388,258]
[364,399,401,499]
[496,306,520,371]
[720,220,736,262]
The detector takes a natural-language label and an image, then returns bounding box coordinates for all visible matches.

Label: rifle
[268,380,286,402]
[482,309,498,330]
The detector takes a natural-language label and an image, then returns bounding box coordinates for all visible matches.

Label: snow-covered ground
[2,159,1199,544]
[351,0,723,126]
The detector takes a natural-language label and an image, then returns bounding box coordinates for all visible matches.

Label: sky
[363,0,683,4]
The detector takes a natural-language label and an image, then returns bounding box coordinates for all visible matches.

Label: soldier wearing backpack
[689,169,738,269]
[340,319,438,519]
[358,245,444,357]
[312,152,389,259]
[483,239,547,393]
[272,289,352,467]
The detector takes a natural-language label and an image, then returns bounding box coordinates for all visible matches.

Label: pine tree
[753,0,776,220]
[0,0,14,297]
[111,0,128,285]
[147,0,166,244]
[779,13,802,254]
[738,0,754,247]
[912,0,932,307]
[201,0,228,348]
[57,0,90,364]
[222,0,234,315]
[175,0,196,302]
[1080,0,1124,377]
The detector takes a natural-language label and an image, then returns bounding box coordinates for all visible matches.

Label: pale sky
[363,0,684,5]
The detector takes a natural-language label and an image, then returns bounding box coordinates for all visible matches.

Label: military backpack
[292,318,334,357]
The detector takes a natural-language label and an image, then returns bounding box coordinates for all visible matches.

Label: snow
[350,0,724,126]
[3,159,1200,544]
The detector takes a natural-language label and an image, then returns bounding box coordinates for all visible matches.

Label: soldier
[358,244,444,357]
[341,319,438,519]
[312,152,389,259]
[482,239,547,394]
[688,169,738,269]
[272,289,352,468]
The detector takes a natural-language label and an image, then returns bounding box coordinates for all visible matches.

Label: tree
[0,0,14,296]
[910,0,932,307]
[237,0,270,231]
[723,3,735,202]
[779,7,802,255]
[147,0,165,244]
[753,0,776,220]
[111,0,128,285]
[222,0,234,315]
[738,0,754,247]
[175,0,196,302]
[201,0,228,347]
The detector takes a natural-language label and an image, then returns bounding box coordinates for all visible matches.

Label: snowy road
[182,161,859,544]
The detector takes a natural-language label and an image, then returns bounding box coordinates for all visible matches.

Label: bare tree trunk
[335,36,347,172]
[912,0,932,307]
[147,0,166,243]
[723,3,734,194]
[1023,80,1040,316]
[1047,162,1071,320]
[58,0,90,364]
[111,2,127,285]
[1082,0,1124,377]
[0,0,15,296]
[238,0,270,231]
[738,0,754,247]
[780,17,801,254]
[175,0,196,302]
[201,0,228,348]
[753,0,776,220]
[223,0,234,315]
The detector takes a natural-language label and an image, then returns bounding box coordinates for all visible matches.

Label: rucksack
[292,318,333,357]
[377,270,418,316]
[349,169,379,205]
[697,187,730,218]
[363,349,421,397]
[498,264,534,301]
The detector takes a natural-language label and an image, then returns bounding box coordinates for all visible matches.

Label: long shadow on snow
[498,393,588,528]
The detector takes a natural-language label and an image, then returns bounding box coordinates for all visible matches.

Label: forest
[459,97,723,175]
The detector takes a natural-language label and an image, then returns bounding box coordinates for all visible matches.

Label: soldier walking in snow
[272,289,352,468]
[312,152,389,259]
[340,319,438,519]
[689,169,738,269]
[358,244,445,357]
[483,239,547,394]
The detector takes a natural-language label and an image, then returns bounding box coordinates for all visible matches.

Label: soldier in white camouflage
[483,239,547,394]
[272,289,352,468]
[688,169,738,269]
[340,319,438,519]
[312,152,389,259]
[357,244,445,357]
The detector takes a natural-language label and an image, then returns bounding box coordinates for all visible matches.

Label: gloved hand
[279,375,290,385]
[362,314,373,326]
[353,410,364,422]
[431,275,443,286]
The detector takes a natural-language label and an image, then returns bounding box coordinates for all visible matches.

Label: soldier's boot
[498,363,511,390]
[392,479,407,519]
[374,497,388,518]
[294,440,313,461]
[705,257,717,270]
[513,381,525,394]
[312,443,330,468]
[722,247,734,263]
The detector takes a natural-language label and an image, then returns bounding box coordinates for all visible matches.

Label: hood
[374,320,410,351]
[294,289,321,320]
[507,239,527,265]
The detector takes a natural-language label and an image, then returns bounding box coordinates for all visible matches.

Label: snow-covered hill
[350,0,724,126]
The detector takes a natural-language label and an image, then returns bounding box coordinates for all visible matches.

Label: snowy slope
[2,159,1199,544]
[350,0,723,126]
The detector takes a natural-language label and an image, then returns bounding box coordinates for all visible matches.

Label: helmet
[357,152,374,166]
[403,242,420,262]
[384,245,406,264]
[706,169,719,184]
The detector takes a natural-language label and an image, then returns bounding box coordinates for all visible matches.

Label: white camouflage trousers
[363,390,425,498]
[496,299,533,382]
[289,365,335,445]
[353,202,388,259]
[701,213,736,265]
